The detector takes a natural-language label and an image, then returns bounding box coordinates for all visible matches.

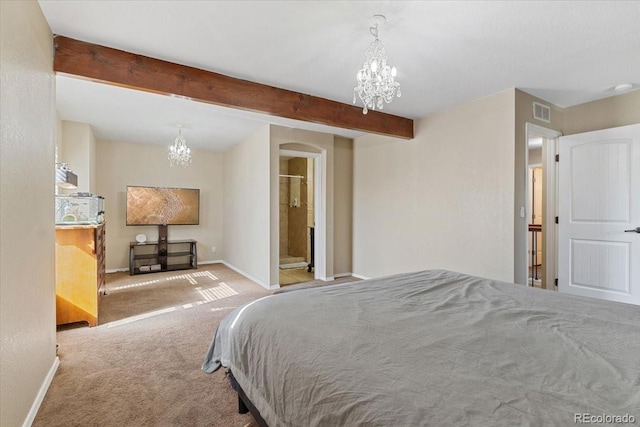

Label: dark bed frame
[228,370,268,427]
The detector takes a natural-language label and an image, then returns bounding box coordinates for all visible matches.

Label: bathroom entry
[279,155,314,285]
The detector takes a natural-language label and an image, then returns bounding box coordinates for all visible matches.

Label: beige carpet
[34,264,269,427]
[34,264,358,427]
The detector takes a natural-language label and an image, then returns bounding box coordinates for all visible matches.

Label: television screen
[126,186,200,225]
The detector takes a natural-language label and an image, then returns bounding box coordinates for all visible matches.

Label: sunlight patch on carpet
[190,270,219,281]
[197,282,238,302]
[110,270,221,291]
[110,277,162,291]
[104,280,240,328]
[106,307,177,328]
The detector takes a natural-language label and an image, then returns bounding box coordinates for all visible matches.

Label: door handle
[624,227,640,233]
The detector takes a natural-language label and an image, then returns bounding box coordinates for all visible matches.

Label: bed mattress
[203,269,640,426]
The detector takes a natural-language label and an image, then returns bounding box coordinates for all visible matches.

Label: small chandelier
[168,125,191,167]
[353,14,401,114]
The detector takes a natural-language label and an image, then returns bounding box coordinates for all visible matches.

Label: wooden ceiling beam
[53,36,414,139]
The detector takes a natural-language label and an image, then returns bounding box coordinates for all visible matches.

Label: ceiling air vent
[533,102,551,123]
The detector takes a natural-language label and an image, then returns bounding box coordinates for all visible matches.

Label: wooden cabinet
[55,223,105,327]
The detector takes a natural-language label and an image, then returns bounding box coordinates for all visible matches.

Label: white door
[558,123,640,305]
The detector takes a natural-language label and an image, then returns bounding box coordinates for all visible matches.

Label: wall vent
[533,102,551,123]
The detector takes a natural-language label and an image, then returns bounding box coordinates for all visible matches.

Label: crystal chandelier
[168,125,191,167]
[353,15,401,114]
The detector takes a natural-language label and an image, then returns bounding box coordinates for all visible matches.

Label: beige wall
[96,140,224,271]
[224,125,272,286]
[353,89,637,284]
[353,90,515,281]
[563,90,640,135]
[0,1,57,426]
[55,116,62,163]
[333,136,353,275]
[59,120,97,193]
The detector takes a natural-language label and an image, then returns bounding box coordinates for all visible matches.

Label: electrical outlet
[211,246,216,253]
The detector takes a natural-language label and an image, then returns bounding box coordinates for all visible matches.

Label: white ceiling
[40,1,640,151]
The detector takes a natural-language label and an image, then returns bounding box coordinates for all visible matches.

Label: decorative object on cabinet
[55,162,78,189]
[55,194,105,225]
[55,223,106,327]
[135,233,147,243]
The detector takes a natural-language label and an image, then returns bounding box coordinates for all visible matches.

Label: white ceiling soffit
[41,1,640,149]
[55,76,363,150]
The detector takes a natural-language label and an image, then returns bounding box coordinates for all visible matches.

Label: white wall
[0,1,58,426]
[353,90,515,282]
[333,136,353,275]
[224,125,272,287]
[96,140,225,271]
[59,120,97,193]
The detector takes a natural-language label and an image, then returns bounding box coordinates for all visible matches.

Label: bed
[202,269,640,426]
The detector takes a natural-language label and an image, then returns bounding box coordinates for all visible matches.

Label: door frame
[524,123,562,289]
[279,149,324,282]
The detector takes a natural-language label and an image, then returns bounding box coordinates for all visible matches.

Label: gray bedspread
[203,269,640,426]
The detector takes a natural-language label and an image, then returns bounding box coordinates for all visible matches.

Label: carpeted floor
[33,263,357,427]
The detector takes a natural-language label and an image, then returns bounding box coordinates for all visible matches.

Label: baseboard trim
[198,260,224,265]
[109,259,278,290]
[333,272,352,278]
[351,273,371,280]
[105,267,128,274]
[220,261,271,290]
[23,356,59,427]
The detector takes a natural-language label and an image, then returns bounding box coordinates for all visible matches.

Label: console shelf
[129,239,197,275]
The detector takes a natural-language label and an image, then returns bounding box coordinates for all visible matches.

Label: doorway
[525,123,561,290]
[528,162,543,287]
[279,154,315,285]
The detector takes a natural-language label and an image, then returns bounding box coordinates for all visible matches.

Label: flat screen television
[126,186,200,226]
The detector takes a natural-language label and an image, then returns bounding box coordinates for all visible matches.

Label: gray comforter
[203,269,640,426]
